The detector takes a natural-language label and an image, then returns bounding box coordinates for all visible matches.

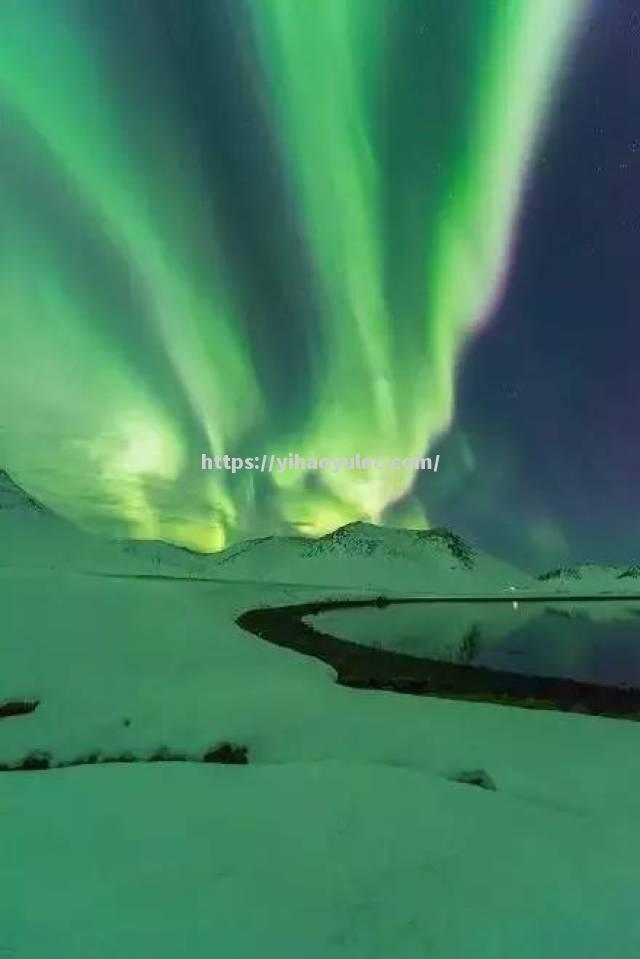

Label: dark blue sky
[422,0,640,570]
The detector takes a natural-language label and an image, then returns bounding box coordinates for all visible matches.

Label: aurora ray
[0,0,588,550]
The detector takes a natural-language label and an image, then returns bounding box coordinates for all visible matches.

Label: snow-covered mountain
[214,521,533,595]
[1,469,533,593]
[0,468,99,569]
[536,563,640,595]
[0,470,209,576]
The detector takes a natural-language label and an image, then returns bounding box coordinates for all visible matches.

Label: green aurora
[0,0,587,550]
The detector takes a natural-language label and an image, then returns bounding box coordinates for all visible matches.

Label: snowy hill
[0,470,209,576]
[0,470,533,592]
[215,521,533,595]
[0,468,102,570]
[9,467,640,597]
[0,469,46,512]
[537,563,640,596]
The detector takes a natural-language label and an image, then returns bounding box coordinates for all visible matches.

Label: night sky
[1,0,636,570]
[424,0,640,568]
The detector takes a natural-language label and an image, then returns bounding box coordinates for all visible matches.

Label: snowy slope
[1,469,534,593]
[0,470,210,576]
[3,760,639,959]
[0,468,98,569]
[1,568,638,811]
[8,467,640,600]
[537,563,640,596]
[214,521,533,594]
[2,493,640,957]
[1,566,640,956]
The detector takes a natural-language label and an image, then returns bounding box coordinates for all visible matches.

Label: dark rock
[0,699,39,719]
[202,743,249,764]
[452,768,496,791]
[20,751,51,771]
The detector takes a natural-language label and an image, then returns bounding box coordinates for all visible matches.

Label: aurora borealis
[0,0,608,561]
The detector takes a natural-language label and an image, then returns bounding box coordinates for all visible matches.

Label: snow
[0,470,533,594]
[537,563,640,595]
[6,465,640,599]
[213,522,535,595]
[2,473,640,956]
[2,565,640,956]
[3,761,638,959]
[0,469,210,576]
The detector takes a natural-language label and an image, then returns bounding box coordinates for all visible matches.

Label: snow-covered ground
[2,471,640,956]
[2,566,640,956]
[4,758,638,959]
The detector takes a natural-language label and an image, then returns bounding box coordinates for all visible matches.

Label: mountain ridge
[7,468,637,595]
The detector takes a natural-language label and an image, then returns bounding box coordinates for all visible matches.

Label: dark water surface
[239,598,640,719]
[307,600,640,689]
